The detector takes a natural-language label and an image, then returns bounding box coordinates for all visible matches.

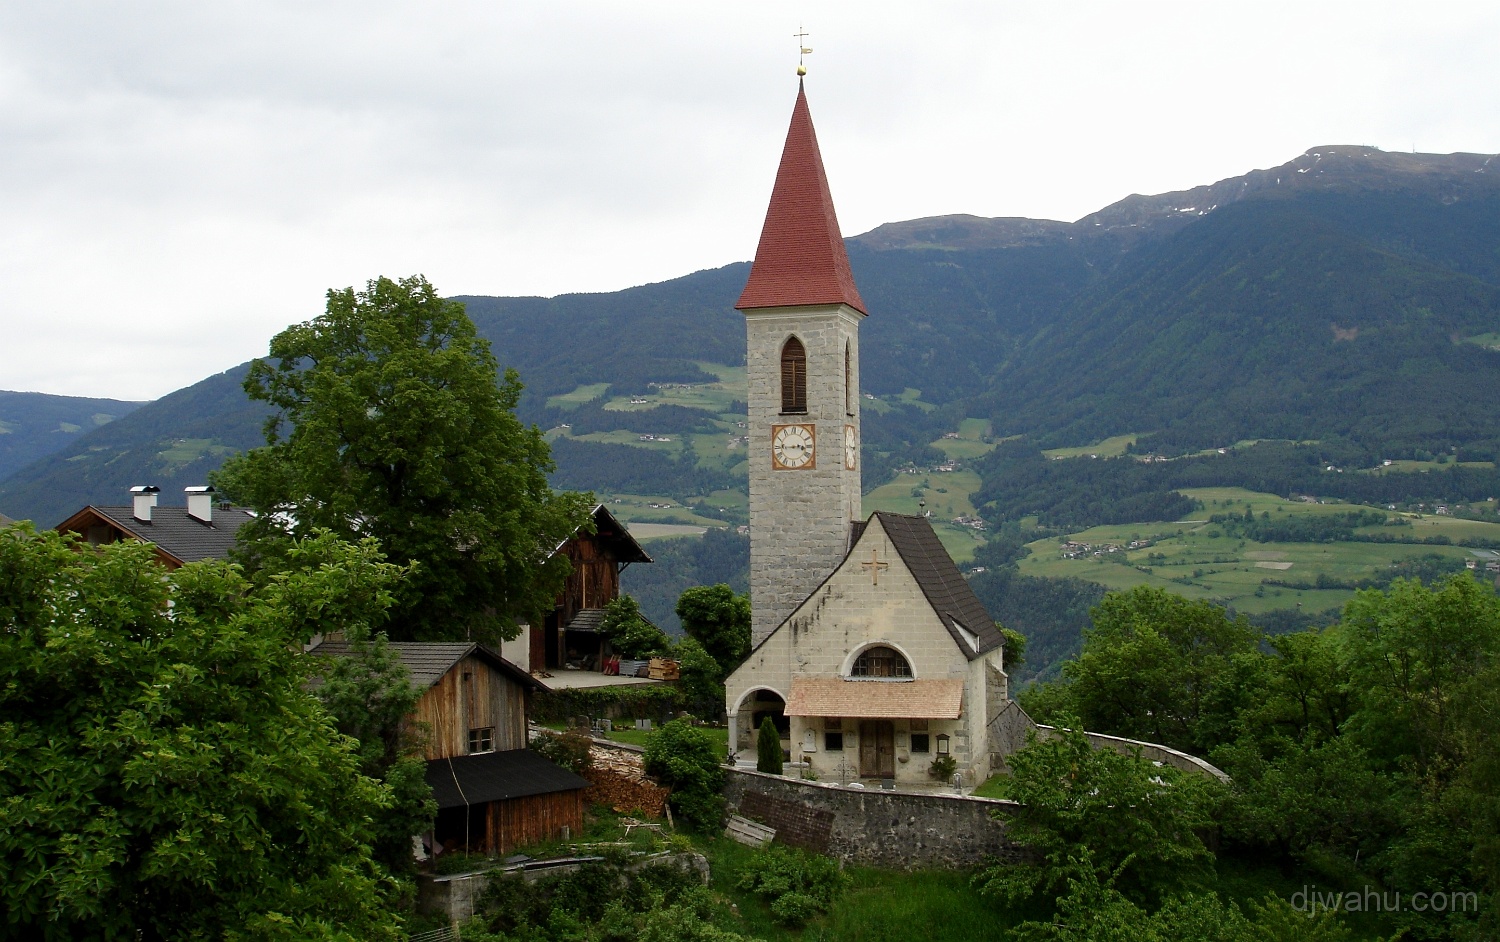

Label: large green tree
[215,274,593,643]
[0,525,406,941]
[674,584,751,672]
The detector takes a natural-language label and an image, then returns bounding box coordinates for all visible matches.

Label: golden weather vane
[794,26,812,76]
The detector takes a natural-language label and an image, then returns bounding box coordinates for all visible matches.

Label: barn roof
[735,81,866,315]
[55,504,254,565]
[867,512,1004,659]
[310,640,545,692]
[426,749,588,809]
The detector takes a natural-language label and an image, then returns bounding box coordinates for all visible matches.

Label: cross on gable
[860,547,890,585]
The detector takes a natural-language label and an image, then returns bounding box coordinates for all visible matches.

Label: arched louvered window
[851,645,912,679]
[781,337,807,413]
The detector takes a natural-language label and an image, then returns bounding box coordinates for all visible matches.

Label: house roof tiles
[785,677,965,719]
[872,512,1004,659]
[309,640,545,692]
[57,504,254,565]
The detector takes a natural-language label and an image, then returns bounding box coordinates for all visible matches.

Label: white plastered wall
[724,515,1000,784]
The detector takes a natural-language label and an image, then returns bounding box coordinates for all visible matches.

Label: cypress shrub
[756,717,783,775]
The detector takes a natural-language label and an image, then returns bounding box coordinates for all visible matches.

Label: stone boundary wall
[723,768,1024,870]
[1033,725,1231,783]
[418,852,708,926]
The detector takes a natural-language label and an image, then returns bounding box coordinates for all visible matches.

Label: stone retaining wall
[723,768,1024,869]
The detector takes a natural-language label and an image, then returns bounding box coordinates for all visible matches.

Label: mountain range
[3,145,1499,536]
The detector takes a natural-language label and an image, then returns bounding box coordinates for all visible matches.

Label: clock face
[845,425,858,470]
[772,424,816,470]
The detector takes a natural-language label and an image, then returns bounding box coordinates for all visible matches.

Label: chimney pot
[185,485,215,524]
[130,485,160,522]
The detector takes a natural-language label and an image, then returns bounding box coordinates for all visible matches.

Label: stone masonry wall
[724,768,1025,870]
[745,305,863,646]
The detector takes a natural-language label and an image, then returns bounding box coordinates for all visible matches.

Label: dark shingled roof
[426,749,589,809]
[566,609,607,632]
[871,512,1004,659]
[309,641,545,692]
[67,505,255,564]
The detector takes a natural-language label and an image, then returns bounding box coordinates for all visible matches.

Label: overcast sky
[3,2,1498,401]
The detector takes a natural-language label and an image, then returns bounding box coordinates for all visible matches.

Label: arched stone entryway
[729,687,787,760]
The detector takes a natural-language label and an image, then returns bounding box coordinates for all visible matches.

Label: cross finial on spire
[795,26,812,76]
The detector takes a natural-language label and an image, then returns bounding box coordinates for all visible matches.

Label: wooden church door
[858,721,894,778]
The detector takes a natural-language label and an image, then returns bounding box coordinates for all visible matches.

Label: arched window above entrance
[850,645,912,679]
[780,337,807,413]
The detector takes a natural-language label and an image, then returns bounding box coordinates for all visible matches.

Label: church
[723,81,1009,787]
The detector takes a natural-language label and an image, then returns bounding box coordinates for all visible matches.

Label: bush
[642,718,725,832]
[601,595,671,659]
[735,844,849,927]
[976,720,1221,906]
[756,716,783,775]
[929,755,958,781]
[531,728,594,774]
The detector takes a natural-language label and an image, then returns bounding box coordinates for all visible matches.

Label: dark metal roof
[309,641,545,692]
[57,504,254,564]
[871,512,1004,659]
[426,748,589,809]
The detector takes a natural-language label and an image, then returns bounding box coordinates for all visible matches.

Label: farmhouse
[500,503,661,688]
[310,640,588,857]
[54,484,253,569]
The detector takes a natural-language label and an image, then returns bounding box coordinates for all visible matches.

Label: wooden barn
[311,640,589,857]
[506,503,653,674]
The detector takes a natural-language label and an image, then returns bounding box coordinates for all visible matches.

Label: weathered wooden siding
[411,655,527,760]
[484,791,585,855]
[556,537,619,628]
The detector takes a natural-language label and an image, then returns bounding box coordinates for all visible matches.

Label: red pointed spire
[736,82,867,315]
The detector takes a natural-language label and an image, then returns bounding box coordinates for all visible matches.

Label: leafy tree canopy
[675,584,751,673]
[0,525,406,941]
[215,274,594,643]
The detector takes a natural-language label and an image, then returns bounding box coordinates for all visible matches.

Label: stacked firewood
[583,746,669,818]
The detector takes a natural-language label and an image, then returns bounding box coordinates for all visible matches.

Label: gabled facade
[724,512,1006,785]
[310,641,589,857]
[54,485,253,569]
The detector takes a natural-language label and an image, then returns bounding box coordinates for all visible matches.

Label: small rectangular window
[825,717,842,731]
[911,733,930,754]
[825,732,844,751]
[468,727,494,754]
[910,718,929,732]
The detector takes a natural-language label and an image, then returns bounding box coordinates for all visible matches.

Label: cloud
[1,1,1497,399]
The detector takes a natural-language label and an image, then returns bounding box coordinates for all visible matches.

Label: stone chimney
[185,485,215,524]
[130,485,160,522]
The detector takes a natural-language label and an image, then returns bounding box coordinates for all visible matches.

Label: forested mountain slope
[0,391,143,482]
[3,145,1498,532]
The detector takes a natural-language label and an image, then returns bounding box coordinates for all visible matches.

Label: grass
[546,382,611,409]
[863,470,987,563]
[1014,486,1500,614]
[1463,331,1500,349]
[1042,433,1140,459]
[155,438,238,472]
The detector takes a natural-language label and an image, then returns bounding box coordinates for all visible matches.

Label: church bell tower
[737,80,866,646]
